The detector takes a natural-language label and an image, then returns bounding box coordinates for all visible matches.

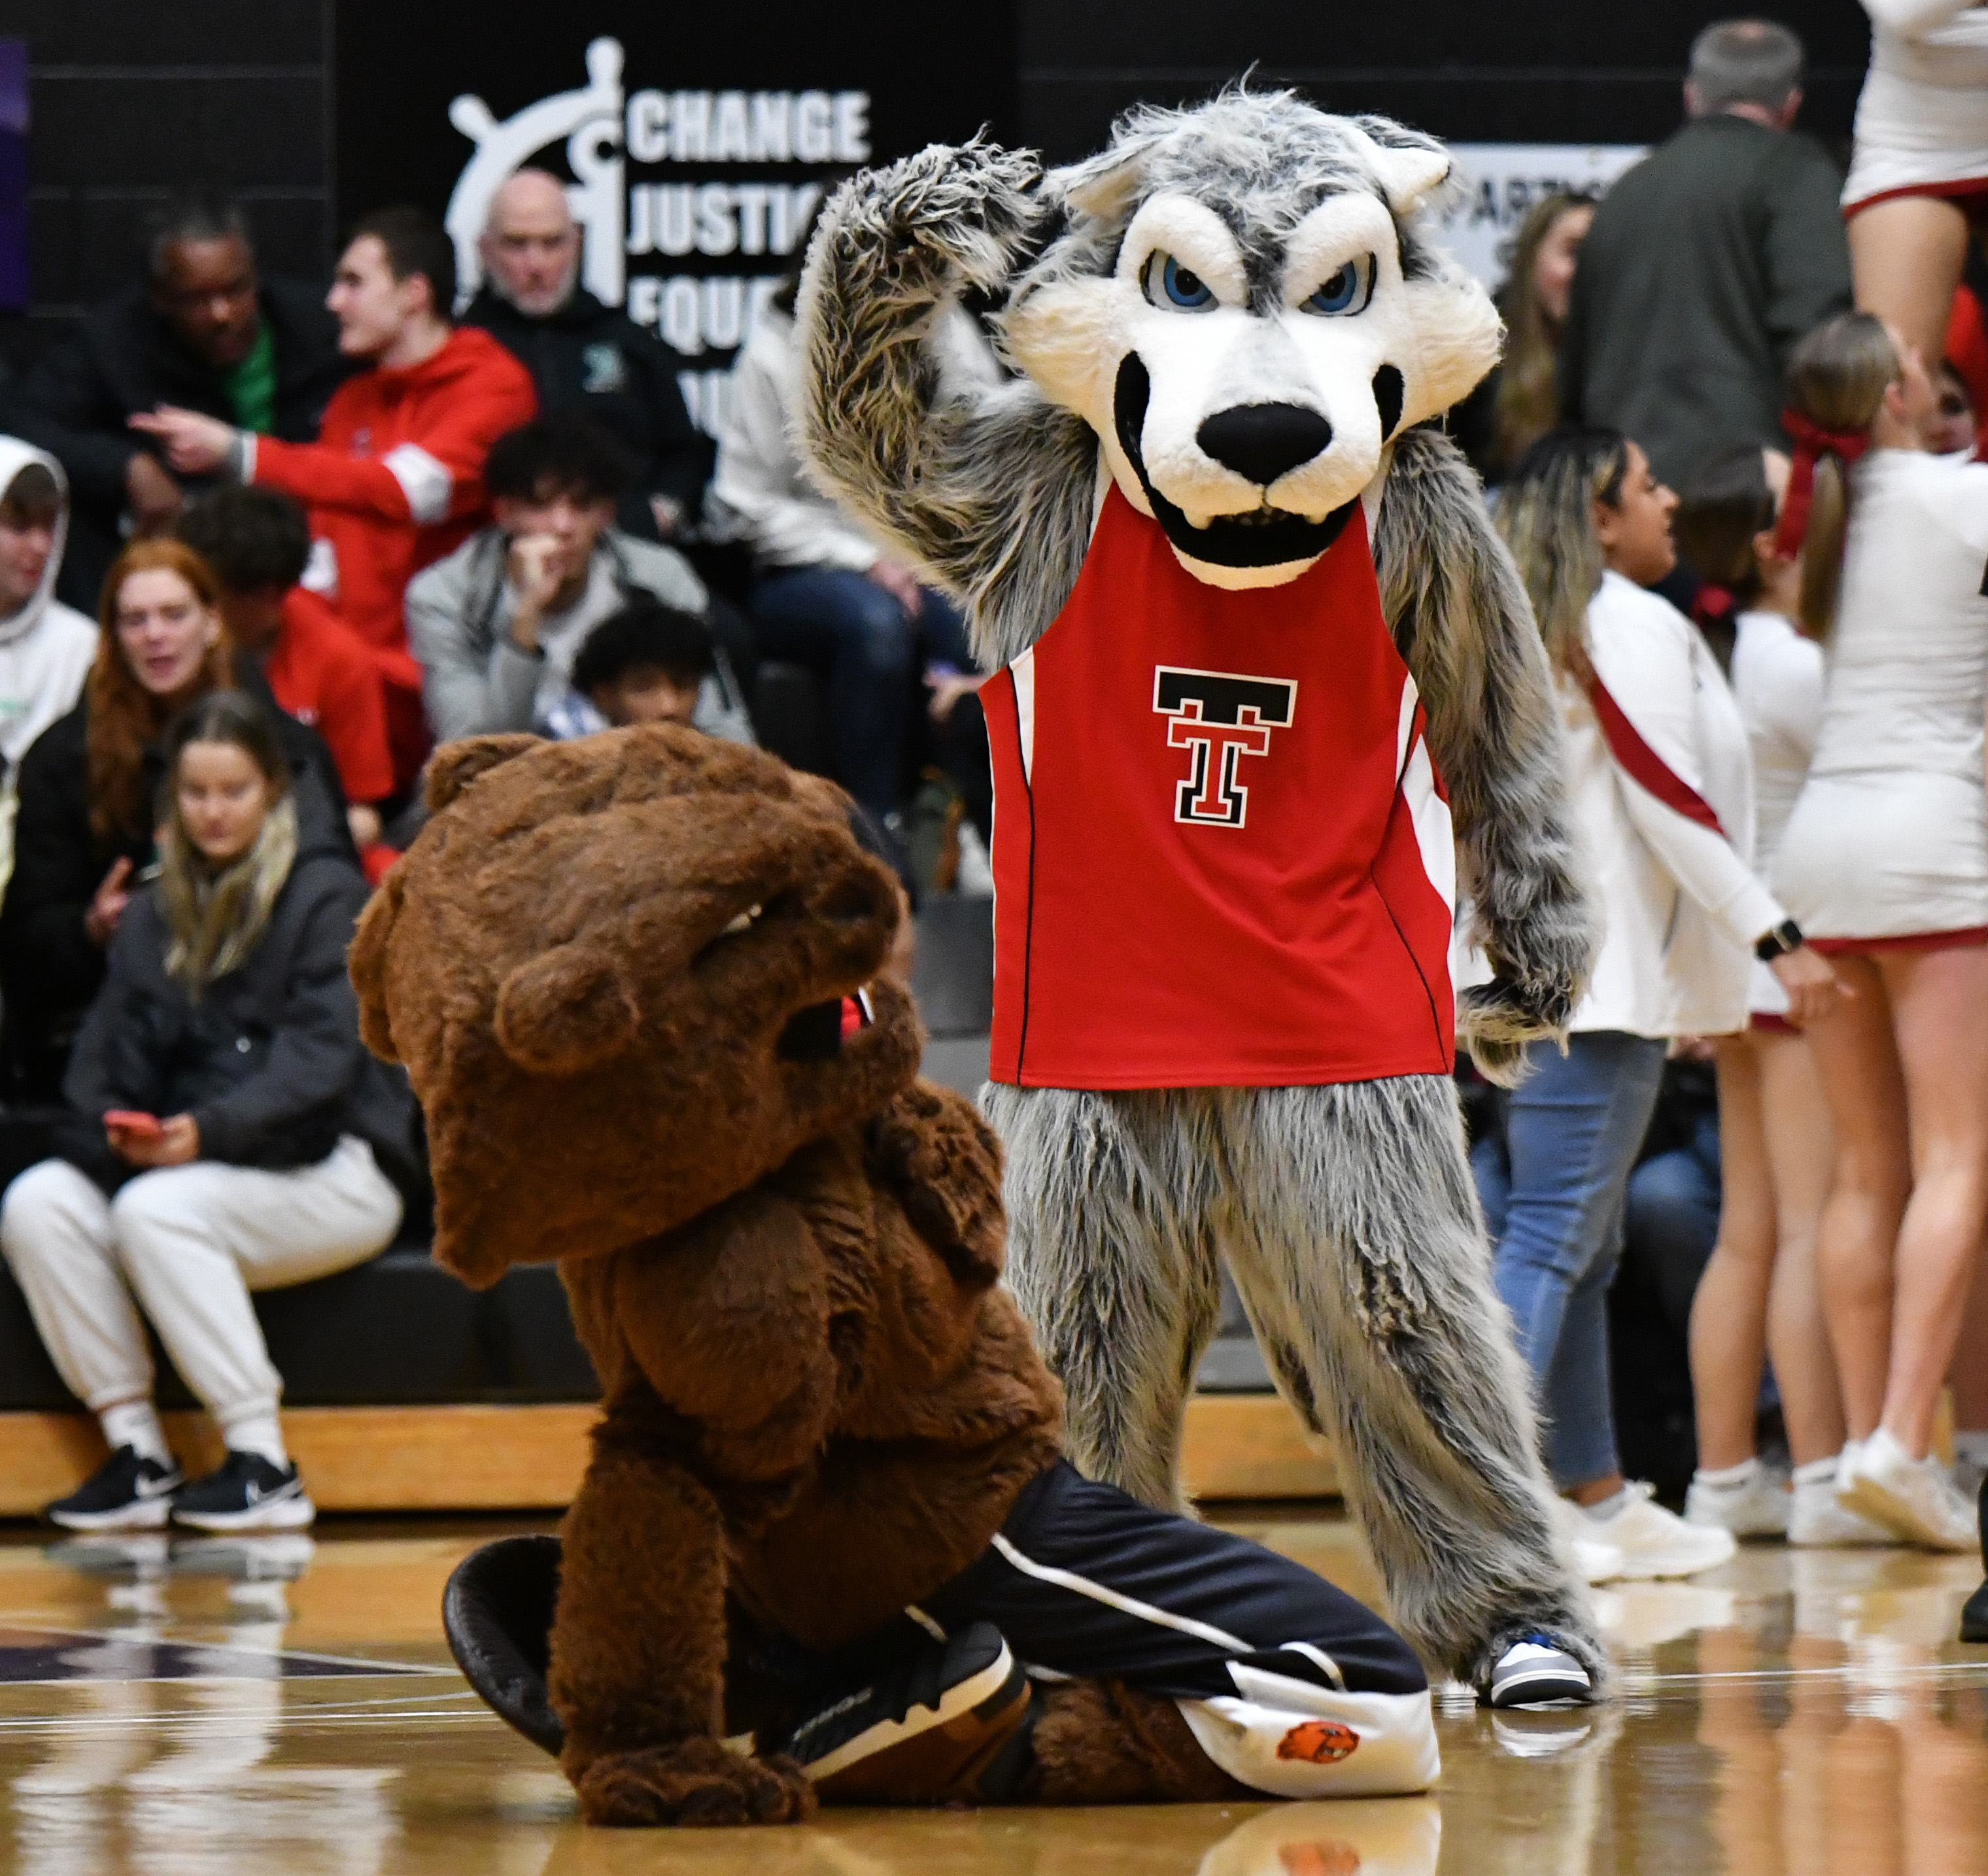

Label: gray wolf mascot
[795,90,1604,1702]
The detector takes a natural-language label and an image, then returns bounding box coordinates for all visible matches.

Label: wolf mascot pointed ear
[795,91,1604,1699]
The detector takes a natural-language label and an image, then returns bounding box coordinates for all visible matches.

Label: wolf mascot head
[999,94,1500,591]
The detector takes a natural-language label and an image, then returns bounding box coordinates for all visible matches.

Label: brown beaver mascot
[349,725,1439,1827]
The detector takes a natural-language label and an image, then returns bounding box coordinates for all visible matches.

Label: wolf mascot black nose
[793,90,1607,1705]
[1195,402,1334,486]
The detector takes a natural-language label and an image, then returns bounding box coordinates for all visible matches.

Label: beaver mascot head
[349,726,923,1286]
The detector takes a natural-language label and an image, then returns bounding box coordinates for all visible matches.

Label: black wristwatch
[1755,919,1804,962]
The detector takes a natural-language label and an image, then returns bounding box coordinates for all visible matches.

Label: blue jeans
[751,567,963,821]
[1487,1031,1668,1490]
[1623,1130,1721,1333]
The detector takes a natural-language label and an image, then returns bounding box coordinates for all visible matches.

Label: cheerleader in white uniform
[1845,1,1988,377]
[1673,447,1883,1548]
[1772,311,1988,1549]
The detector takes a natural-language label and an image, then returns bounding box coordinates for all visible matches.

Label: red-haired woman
[0,540,351,1100]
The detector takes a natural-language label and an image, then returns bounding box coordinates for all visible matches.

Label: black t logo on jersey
[1153,667,1298,827]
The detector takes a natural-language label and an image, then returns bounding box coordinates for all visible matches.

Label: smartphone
[103,1110,162,1139]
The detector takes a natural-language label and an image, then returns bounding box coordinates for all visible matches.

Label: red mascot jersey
[981,484,1456,1090]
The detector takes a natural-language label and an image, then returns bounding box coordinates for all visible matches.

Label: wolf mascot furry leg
[795,93,1605,1695]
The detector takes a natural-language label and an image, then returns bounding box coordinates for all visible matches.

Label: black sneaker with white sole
[169,1452,315,1532]
[1487,1634,1595,1709]
[45,1446,184,1531]
[764,1621,1033,1803]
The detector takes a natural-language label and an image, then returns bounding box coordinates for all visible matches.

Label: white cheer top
[1564,571,1781,1039]
[1730,610,1824,1013]
[1774,448,1988,939]
[1846,0,1988,207]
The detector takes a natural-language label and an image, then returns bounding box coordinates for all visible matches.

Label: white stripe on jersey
[383,443,453,524]
[1012,646,1038,785]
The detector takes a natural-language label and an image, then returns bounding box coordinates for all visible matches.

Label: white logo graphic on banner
[1439,144,1645,291]
[443,38,870,433]
[445,38,626,310]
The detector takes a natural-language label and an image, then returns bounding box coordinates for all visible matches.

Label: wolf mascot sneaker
[1488,1635,1594,1709]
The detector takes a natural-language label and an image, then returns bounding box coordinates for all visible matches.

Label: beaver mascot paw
[353,727,1441,1822]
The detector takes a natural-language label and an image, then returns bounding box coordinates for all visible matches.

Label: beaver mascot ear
[426,734,542,813]
[349,866,405,1065]
[494,941,642,1076]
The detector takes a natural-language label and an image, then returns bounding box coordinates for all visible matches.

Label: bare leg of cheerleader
[1848,196,1971,386]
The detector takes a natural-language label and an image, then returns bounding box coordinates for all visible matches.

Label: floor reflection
[0,1520,1977,1874]
[9,1535,403,1876]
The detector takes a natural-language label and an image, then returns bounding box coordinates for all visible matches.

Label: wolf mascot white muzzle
[795,89,1605,1704]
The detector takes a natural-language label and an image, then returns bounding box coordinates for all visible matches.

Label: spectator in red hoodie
[175,486,394,865]
[129,206,537,676]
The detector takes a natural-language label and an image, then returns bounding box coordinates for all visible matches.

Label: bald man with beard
[462,171,712,543]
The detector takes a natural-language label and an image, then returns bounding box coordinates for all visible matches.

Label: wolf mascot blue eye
[1303,255,1373,315]
[1144,252,1216,310]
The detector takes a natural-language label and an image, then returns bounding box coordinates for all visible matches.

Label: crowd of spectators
[1460,8,1988,1582]
[0,8,1981,1548]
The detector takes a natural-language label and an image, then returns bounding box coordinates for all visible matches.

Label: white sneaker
[1549,1497,1626,1583]
[1788,1461,1897,1548]
[1837,1428,1978,1552]
[1683,1463,1790,1539]
[1580,1482,1738,1578]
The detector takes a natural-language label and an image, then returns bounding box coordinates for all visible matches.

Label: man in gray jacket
[1558,19,1853,492]
[405,413,750,745]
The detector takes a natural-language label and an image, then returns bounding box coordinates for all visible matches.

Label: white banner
[1437,143,1647,293]
[443,37,870,435]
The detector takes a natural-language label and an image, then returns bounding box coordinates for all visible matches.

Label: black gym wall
[2,0,1875,377]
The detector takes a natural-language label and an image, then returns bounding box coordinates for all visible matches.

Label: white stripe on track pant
[919,1459,1441,1798]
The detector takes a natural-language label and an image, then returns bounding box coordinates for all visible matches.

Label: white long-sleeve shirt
[1731,609,1824,1015]
[706,311,882,573]
[1563,571,1784,1038]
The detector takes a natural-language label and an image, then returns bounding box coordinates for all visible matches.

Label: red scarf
[1774,409,1872,556]
[1690,583,1736,635]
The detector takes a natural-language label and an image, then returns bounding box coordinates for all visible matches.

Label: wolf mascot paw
[793,89,1606,1696]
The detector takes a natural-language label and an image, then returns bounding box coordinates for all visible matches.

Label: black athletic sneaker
[1961,1471,1988,1644]
[169,1452,315,1533]
[46,1446,184,1532]
[765,1622,1033,1803]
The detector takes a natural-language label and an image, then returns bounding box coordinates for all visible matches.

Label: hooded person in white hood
[0,440,98,882]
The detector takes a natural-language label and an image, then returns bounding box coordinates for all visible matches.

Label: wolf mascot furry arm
[797,95,1604,1699]
[796,126,1592,1075]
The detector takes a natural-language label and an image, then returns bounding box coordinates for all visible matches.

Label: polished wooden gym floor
[0,1511,1980,1875]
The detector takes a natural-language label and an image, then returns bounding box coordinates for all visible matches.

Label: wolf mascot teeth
[795,92,1604,1697]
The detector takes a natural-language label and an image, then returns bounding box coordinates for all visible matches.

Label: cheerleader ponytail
[1780,313,1900,640]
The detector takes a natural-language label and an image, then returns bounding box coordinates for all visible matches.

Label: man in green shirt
[0,194,351,610]
[1558,19,1854,495]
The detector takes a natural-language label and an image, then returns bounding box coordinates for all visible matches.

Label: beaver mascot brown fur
[349,725,1439,1826]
